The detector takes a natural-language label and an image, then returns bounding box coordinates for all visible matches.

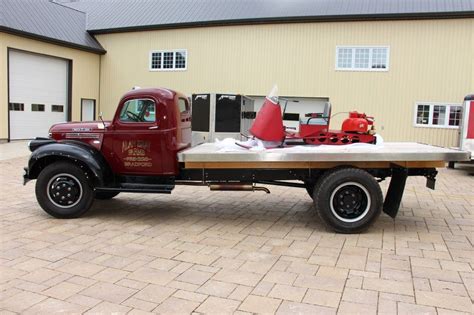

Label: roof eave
[0,26,107,54]
[88,11,474,34]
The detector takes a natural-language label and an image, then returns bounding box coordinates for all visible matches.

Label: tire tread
[313,167,383,233]
[35,161,94,219]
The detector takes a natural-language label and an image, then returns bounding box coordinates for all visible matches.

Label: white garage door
[9,50,68,140]
[251,96,329,129]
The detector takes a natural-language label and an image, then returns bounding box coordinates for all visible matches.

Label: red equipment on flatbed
[248,87,376,146]
[286,110,376,145]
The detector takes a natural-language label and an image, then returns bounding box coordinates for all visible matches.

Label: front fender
[26,140,112,187]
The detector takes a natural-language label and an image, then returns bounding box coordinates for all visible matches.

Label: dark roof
[0,0,106,54]
[65,0,474,34]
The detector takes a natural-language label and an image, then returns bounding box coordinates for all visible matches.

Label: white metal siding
[9,50,68,139]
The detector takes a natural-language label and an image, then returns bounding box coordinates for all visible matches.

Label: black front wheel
[35,161,95,218]
[313,168,383,233]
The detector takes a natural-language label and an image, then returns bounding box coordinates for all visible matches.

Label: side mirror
[98,112,106,129]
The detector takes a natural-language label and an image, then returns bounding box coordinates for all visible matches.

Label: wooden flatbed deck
[178,142,470,169]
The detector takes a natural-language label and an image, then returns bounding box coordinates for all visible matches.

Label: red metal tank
[342,112,370,133]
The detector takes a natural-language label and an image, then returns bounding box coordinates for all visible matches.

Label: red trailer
[448,94,474,169]
[460,94,474,160]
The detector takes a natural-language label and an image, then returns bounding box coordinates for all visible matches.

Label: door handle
[149,126,159,130]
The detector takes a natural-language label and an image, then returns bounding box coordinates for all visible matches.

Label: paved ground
[0,141,29,161]
[0,149,473,314]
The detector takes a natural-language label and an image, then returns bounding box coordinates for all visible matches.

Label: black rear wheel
[312,168,382,233]
[36,161,94,218]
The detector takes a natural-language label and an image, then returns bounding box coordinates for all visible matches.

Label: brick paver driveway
[1,153,473,314]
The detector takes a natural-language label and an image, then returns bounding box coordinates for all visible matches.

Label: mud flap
[383,167,408,218]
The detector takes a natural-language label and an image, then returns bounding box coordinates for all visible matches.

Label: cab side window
[120,99,156,122]
[178,98,189,114]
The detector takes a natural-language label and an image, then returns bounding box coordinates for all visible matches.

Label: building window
[52,105,64,112]
[336,46,389,71]
[151,52,161,69]
[163,52,174,69]
[31,104,45,112]
[9,103,24,111]
[150,50,187,71]
[414,103,462,128]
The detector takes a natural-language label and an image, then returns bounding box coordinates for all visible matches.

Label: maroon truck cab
[49,88,191,175]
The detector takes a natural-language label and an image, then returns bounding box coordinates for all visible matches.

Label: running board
[96,183,174,194]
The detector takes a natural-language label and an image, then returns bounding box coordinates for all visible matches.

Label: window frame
[52,105,64,113]
[119,98,157,124]
[178,97,190,114]
[413,102,462,129]
[335,46,390,72]
[8,103,24,111]
[31,104,45,112]
[149,49,187,72]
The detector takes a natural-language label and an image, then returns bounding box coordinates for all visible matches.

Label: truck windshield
[120,99,156,122]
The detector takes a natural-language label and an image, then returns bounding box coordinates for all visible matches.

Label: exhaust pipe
[209,183,270,194]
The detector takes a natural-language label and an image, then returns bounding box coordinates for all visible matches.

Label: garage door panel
[10,103,66,139]
[9,50,68,140]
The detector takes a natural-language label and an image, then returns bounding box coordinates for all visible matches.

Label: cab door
[108,97,164,175]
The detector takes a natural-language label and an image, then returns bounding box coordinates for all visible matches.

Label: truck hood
[50,121,111,133]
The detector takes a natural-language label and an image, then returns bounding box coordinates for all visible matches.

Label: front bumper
[23,137,55,185]
[23,167,30,185]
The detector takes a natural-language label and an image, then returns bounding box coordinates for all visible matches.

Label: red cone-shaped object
[249,86,285,141]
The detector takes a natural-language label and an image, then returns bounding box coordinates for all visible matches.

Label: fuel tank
[341,112,370,133]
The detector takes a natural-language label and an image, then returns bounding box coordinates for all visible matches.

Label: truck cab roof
[121,87,184,101]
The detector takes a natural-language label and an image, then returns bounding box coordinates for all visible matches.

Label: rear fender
[27,140,112,186]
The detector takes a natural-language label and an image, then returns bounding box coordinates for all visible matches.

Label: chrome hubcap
[330,182,371,223]
[47,173,82,208]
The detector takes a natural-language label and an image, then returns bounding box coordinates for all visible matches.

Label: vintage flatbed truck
[23,88,470,233]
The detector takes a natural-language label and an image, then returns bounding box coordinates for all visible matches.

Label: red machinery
[249,87,376,145]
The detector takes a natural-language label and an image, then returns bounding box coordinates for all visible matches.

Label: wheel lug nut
[61,196,65,200]
[67,193,71,197]
[68,187,71,191]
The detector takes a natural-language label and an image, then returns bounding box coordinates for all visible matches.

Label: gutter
[88,11,474,34]
[0,26,106,55]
